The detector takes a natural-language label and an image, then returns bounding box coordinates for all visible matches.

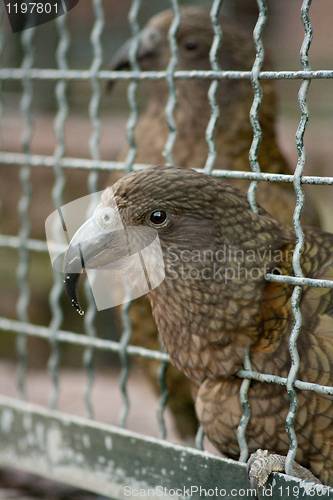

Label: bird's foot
[247,449,321,499]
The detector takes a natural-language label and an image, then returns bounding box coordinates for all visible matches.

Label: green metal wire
[2,153,333,185]
[156,328,169,439]
[156,355,169,440]
[285,0,313,477]
[16,26,35,401]
[47,13,69,410]
[247,0,267,214]
[155,0,182,437]
[237,347,252,463]
[118,284,133,428]
[163,0,180,165]
[123,0,141,173]
[203,0,223,174]
[82,0,105,420]
[195,425,205,451]
[117,0,143,430]
[2,315,333,395]
[235,0,268,462]
[0,68,332,81]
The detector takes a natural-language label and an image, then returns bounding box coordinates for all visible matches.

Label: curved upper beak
[110,38,133,73]
[108,30,159,90]
[107,39,132,91]
[63,212,159,315]
[63,215,125,315]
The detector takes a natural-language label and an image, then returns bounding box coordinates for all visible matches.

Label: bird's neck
[140,81,289,176]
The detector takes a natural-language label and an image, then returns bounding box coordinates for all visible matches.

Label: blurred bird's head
[64,166,289,318]
[108,6,275,133]
[110,7,255,74]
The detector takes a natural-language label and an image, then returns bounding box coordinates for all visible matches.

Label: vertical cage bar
[117,0,142,430]
[48,13,69,410]
[118,283,132,428]
[235,0,268,463]
[123,0,141,174]
[16,27,35,400]
[163,0,180,166]
[285,0,313,477]
[156,362,168,440]
[156,335,168,440]
[247,0,267,214]
[200,0,224,449]
[195,425,205,451]
[237,347,252,463]
[204,0,223,175]
[156,0,181,439]
[82,0,105,419]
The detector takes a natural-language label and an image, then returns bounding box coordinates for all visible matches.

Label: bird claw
[248,475,260,500]
[247,449,284,500]
[247,449,322,499]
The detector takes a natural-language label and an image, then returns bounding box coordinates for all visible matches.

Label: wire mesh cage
[0,0,333,498]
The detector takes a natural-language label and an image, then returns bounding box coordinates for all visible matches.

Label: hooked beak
[110,38,133,73]
[63,211,158,315]
[63,215,120,315]
[108,32,158,90]
[107,39,132,92]
[63,208,133,315]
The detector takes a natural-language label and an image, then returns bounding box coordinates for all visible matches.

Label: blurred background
[0,0,332,439]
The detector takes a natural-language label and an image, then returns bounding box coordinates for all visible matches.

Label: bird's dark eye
[150,210,167,225]
[185,40,198,51]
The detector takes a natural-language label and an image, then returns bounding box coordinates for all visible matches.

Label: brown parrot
[64,166,333,492]
[106,5,322,442]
